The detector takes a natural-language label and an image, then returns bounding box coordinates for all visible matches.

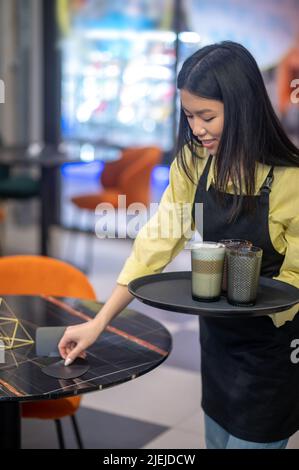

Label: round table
[0,295,172,449]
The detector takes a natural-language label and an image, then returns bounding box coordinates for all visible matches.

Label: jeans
[204,414,289,449]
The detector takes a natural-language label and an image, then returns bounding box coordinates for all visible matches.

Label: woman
[59,41,299,449]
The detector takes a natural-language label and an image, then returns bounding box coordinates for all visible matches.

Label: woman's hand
[59,285,134,366]
[58,319,103,366]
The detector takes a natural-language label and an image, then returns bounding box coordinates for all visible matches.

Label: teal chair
[0,165,40,253]
[0,164,10,180]
[0,162,40,199]
[0,175,40,199]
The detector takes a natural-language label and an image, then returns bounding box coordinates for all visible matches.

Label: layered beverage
[191,242,226,302]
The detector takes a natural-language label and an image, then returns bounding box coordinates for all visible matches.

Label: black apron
[192,155,299,443]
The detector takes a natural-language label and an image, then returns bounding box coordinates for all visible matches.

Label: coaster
[41,358,90,379]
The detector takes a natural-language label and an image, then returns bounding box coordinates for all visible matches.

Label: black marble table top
[0,296,172,402]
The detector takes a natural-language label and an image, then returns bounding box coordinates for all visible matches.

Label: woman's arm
[59,150,205,364]
[58,284,134,365]
[271,212,299,327]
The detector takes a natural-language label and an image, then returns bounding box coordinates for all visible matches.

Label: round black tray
[128,271,299,318]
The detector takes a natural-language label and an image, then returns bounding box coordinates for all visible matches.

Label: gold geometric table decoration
[0,298,34,350]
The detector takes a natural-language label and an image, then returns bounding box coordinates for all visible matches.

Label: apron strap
[259,167,274,195]
[198,156,274,196]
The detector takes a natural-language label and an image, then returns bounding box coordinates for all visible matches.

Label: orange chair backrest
[0,207,5,223]
[0,256,96,299]
[119,147,162,206]
[101,147,160,189]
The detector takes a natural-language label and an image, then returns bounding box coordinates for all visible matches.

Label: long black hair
[176,40,299,220]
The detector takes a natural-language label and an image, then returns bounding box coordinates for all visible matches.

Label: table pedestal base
[0,402,21,449]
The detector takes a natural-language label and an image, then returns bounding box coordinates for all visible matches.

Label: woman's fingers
[64,343,85,366]
[58,330,74,359]
[58,321,98,364]
[66,344,86,359]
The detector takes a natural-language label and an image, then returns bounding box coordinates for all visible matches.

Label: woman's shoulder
[171,144,209,179]
[274,164,299,188]
[165,145,209,203]
[272,164,299,209]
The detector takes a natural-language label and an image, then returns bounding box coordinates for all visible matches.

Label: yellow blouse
[117,146,299,327]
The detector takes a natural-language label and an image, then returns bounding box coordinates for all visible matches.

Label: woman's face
[180,89,224,155]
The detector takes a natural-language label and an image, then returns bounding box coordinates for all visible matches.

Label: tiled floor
[2,199,299,449]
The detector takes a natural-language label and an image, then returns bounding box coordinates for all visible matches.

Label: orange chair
[0,207,5,222]
[0,255,96,449]
[100,147,149,189]
[71,146,162,210]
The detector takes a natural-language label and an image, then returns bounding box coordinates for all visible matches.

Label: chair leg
[0,226,3,255]
[55,419,65,449]
[71,414,84,449]
[85,217,95,275]
[63,208,80,264]
[64,207,94,274]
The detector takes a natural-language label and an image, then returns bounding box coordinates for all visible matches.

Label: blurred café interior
[0,0,299,449]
